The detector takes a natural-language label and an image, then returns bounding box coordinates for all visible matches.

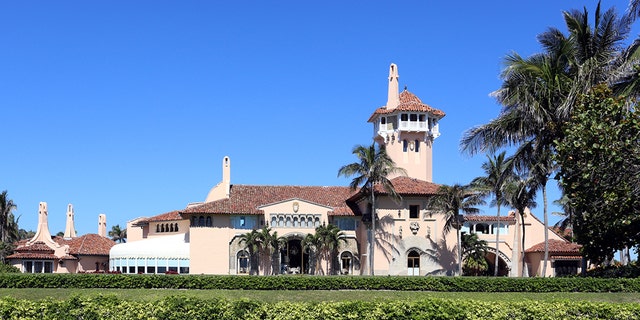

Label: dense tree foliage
[556,86,640,262]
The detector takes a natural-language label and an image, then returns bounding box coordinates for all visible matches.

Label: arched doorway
[407,250,420,276]
[484,249,510,276]
[282,238,309,274]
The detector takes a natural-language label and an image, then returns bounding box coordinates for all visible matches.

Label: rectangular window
[147,266,156,274]
[409,205,420,219]
[401,114,408,121]
[24,261,33,273]
[409,114,418,121]
[44,261,53,273]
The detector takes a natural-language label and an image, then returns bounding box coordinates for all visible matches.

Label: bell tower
[367,64,445,182]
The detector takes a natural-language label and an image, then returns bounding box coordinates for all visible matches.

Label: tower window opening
[415,140,420,152]
[409,114,418,121]
[409,205,420,219]
[402,140,408,152]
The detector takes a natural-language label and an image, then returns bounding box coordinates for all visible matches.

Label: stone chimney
[386,63,400,110]
[98,214,107,237]
[63,204,76,239]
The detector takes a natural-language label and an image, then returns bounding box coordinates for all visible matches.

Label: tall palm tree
[0,191,17,244]
[337,143,405,275]
[108,224,127,243]
[462,2,634,276]
[471,151,515,276]
[503,178,538,277]
[428,184,484,276]
[239,230,263,275]
[315,224,347,275]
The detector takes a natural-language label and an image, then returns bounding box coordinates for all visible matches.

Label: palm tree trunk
[456,213,462,276]
[494,200,501,276]
[521,212,526,277]
[542,185,549,276]
[370,188,376,276]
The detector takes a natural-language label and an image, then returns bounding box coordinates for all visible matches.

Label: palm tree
[239,230,263,275]
[0,191,17,244]
[461,233,489,276]
[471,151,515,276]
[262,228,286,275]
[108,224,127,243]
[462,3,634,277]
[503,178,538,277]
[428,184,484,276]
[302,233,322,275]
[337,143,405,275]
[315,224,347,275]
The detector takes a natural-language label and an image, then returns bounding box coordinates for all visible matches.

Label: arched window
[286,216,292,227]
[161,224,165,232]
[198,216,205,227]
[156,224,160,232]
[174,223,179,232]
[315,217,320,227]
[278,216,284,227]
[407,250,420,276]
[206,216,212,227]
[340,251,353,275]
[237,250,249,274]
[293,217,299,227]
[271,216,277,227]
[169,224,174,232]
[402,139,408,152]
[414,140,420,152]
[191,216,197,227]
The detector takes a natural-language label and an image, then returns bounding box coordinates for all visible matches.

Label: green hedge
[0,295,637,319]
[1,274,640,292]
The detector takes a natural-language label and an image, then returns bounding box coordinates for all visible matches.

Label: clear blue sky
[2,1,634,235]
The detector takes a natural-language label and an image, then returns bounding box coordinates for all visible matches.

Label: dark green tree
[461,233,489,276]
[337,143,405,275]
[556,86,640,263]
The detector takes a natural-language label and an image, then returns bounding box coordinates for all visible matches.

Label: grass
[0,288,639,304]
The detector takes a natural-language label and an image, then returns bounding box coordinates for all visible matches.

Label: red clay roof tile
[368,90,446,122]
[66,234,115,256]
[181,185,356,215]
[525,239,581,254]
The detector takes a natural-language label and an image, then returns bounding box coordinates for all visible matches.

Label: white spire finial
[386,63,400,110]
[63,204,76,238]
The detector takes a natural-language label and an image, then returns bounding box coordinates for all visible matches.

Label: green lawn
[0,288,638,304]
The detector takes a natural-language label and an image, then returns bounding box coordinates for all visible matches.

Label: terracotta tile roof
[144,210,182,223]
[7,241,57,260]
[464,215,516,223]
[181,185,356,215]
[66,234,115,256]
[368,90,446,121]
[331,206,355,216]
[14,241,54,253]
[373,177,440,195]
[525,239,582,254]
[6,252,58,260]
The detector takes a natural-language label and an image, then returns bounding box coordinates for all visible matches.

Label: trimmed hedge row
[0,295,638,319]
[1,274,640,292]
